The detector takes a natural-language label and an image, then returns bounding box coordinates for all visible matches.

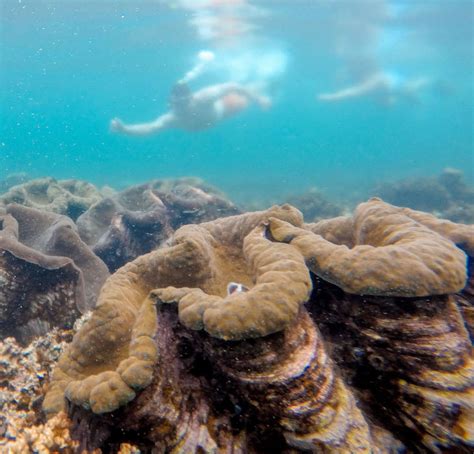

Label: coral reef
[41,199,473,452]
[3,412,78,453]
[0,316,142,452]
[77,178,240,272]
[0,204,109,342]
[373,167,474,223]
[0,172,30,194]
[0,329,74,451]
[0,177,103,221]
[241,186,343,222]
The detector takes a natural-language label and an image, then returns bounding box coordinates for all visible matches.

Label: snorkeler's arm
[110,113,177,136]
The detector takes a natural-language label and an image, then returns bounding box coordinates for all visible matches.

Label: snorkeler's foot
[110,117,125,133]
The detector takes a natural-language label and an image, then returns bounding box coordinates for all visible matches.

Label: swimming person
[317,71,432,107]
[110,80,271,136]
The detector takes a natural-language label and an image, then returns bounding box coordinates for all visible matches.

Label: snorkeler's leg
[110,113,177,136]
[317,74,385,102]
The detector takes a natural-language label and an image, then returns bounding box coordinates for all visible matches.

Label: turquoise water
[1,0,473,204]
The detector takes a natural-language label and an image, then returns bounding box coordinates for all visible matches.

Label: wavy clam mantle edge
[43,199,474,452]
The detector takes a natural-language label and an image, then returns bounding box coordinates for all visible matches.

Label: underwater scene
[0,1,473,452]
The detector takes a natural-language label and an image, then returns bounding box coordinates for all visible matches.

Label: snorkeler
[110,80,271,136]
[317,71,432,107]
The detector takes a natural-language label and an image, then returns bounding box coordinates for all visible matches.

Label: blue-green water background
[1,1,473,204]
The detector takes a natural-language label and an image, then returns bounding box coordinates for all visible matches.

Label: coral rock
[373,168,474,223]
[0,172,30,194]
[0,330,74,452]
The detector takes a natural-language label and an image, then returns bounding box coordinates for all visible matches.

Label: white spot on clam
[227,282,249,295]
